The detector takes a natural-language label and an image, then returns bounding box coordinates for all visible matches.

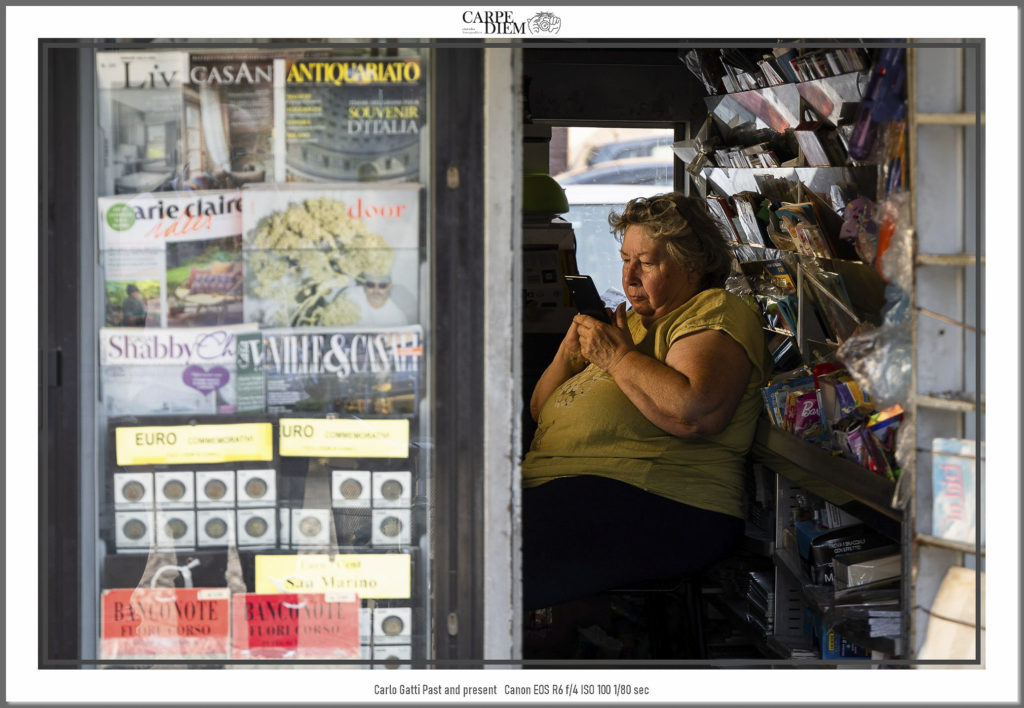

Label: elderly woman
[522,192,769,611]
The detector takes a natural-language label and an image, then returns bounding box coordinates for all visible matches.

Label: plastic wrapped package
[796,255,862,342]
[835,189,913,409]
[836,309,911,410]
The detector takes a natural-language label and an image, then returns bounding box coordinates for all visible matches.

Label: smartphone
[564,275,611,324]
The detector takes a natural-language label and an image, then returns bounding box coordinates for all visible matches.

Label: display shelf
[699,165,880,202]
[705,71,869,129]
[774,546,834,614]
[763,634,817,661]
[703,592,783,659]
[774,547,900,656]
[914,533,984,557]
[752,416,900,522]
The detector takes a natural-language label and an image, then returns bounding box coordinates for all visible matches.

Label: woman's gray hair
[608,192,733,290]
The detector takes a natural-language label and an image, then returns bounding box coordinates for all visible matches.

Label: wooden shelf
[752,417,901,522]
[916,253,981,267]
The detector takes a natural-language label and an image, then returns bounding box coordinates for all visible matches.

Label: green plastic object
[523,173,569,214]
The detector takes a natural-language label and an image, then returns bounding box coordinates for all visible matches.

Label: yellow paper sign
[278,418,409,458]
[115,423,273,466]
[255,554,411,599]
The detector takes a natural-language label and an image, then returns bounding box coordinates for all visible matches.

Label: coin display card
[114,510,154,551]
[154,470,194,508]
[373,606,412,644]
[331,470,372,508]
[196,508,236,547]
[372,471,412,508]
[372,643,411,668]
[236,468,276,507]
[113,471,153,509]
[155,510,196,550]
[237,507,277,547]
[290,507,331,547]
[371,508,412,547]
[195,470,235,507]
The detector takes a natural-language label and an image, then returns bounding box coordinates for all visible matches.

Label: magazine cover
[283,56,425,183]
[235,325,423,415]
[187,52,285,188]
[931,438,981,544]
[100,322,258,416]
[231,592,360,659]
[242,183,421,328]
[99,190,245,328]
[100,587,231,659]
[96,51,191,197]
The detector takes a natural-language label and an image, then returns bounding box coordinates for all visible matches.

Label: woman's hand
[574,302,634,372]
[557,318,588,373]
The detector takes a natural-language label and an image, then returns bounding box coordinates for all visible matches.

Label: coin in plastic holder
[197,508,236,547]
[371,508,411,546]
[237,508,277,547]
[236,469,276,506]
[372,471,412,508]
[113,472,153,509]
[154,471,194,507]
[195,470,235,507]
[372,643,411,669]
[115,510,154,550]
[291,508,331,547]
[155,510,196,549]
[373,606,412,644]
[331,470,372,508]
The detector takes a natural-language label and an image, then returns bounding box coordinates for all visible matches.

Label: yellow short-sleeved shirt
[522,288,769,519]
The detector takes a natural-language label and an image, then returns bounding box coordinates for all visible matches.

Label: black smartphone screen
[564,275,611,323]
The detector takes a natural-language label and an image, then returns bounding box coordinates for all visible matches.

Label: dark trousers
[522,475,744,610]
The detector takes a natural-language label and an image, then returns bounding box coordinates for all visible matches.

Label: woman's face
[620,225,700,324]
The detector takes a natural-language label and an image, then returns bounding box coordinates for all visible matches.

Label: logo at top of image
[527,12,561,34]
[461,10,561,35]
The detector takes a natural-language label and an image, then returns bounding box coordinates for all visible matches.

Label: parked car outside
[584,135,675,167]
[560,183,670,299]
[554,156,674,187]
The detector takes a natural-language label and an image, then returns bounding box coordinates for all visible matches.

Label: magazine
[931,438,980,544]
[98,190,245,328]
[187,52,285,189]
[235,325,423,415]
[242,183,421,328]
[96,51,192,197]
[283,56,426,183]
[100,322,258,416]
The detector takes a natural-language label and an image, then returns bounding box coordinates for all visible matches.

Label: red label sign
[232,592,360,659]
[101,588,230,658]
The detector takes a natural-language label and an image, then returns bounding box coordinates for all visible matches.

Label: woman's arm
[574,308,751,438]
[528,320,589,421]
